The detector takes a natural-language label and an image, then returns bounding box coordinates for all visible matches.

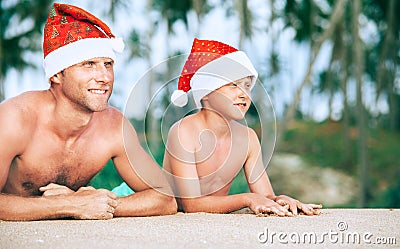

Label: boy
[164,38,321,216]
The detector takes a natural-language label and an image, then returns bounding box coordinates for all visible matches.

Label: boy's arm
[244,129,322,215]
[111,118,177,217]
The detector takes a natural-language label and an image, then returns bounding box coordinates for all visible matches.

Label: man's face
[59,57,114,112]
[204,77,252,120]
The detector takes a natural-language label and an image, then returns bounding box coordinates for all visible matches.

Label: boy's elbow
[162,195,178,215]
[180,200,201,213]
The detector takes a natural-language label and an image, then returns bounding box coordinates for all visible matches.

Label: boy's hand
[275,195,322,215]
[247,193,293,216]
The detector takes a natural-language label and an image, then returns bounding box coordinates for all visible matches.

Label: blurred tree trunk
[145,0,159,154]
[0,5,3,102]
[352,0,368,207]
[236,0,252,50]
[0,28,4,102]
[385,0,398,131]
[339,16,352,167]
[277,0,348,148]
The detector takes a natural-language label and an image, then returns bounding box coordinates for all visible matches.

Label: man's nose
[94,65,112,83]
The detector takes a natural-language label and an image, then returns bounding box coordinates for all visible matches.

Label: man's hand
[247,193,293,216]
[41,185,119,220]
[275,195,322,215]
[39,183,74,196]
[68,187,118,220]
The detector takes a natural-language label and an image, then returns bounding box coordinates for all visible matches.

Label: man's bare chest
[5,135,111,196]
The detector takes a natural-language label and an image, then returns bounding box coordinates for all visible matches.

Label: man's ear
[50,72,63,84]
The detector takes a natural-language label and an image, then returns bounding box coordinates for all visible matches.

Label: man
[164,38,322,215]
[0,3,176,221]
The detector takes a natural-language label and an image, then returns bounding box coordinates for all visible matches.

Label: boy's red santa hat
[171,38,258,108]
[43,3,124,79]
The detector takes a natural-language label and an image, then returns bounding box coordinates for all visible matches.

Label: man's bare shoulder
[91,106,131,144]
[95,105,123,119]
[0,91,50,125]
[1,90,49,109]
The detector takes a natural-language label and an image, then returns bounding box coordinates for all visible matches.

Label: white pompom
[171,90,188,107]
[112,37,125,53]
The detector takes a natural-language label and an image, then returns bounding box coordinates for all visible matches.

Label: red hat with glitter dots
[43,3,124,79]
[171,38,258,108]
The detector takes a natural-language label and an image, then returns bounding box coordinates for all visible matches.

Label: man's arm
[111,118,177,217]
[0,189,118,221]
[244,128,322,215]
[0,100,118,221]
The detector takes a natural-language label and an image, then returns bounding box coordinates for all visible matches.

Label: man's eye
[105,61,113,67]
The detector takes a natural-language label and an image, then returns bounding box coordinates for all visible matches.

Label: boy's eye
[83,61,94,67]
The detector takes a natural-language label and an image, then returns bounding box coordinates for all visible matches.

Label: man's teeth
[90,90,106,94]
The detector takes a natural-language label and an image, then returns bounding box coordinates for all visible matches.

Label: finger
[276,199,291,211]
[298,204,314,215]
[78,186,95,192]
[277,205,293,217]
[107,191,117,200]
[288,202,298,215]
[313,208,321,215]
[107,206,115,214]
[276,199,287,206]
[309,204,323,209]
[97,189,117,199]
[108,199,119,208]
[39,184,56,191]
[258,206,270,215]
[99,212,113,220]
[270,206,287,217]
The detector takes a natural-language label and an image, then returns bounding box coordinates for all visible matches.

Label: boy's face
[203,77,252,120]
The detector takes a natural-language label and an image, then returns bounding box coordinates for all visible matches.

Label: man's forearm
[114,189,177,217]
[0,194,74,221]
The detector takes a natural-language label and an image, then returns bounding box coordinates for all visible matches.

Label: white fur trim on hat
[190,51,258,108]
[43,37,124,79]
[171,89,188,107]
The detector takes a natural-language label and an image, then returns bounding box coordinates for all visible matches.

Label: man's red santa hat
[171,38,258,108]
[43,3,124,79]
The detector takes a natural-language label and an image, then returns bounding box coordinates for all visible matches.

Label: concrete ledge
[1,209,399,248]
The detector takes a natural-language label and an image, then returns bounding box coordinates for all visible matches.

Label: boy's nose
[237,87,250,99]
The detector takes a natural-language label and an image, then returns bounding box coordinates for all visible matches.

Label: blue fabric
[112,182,134,197]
